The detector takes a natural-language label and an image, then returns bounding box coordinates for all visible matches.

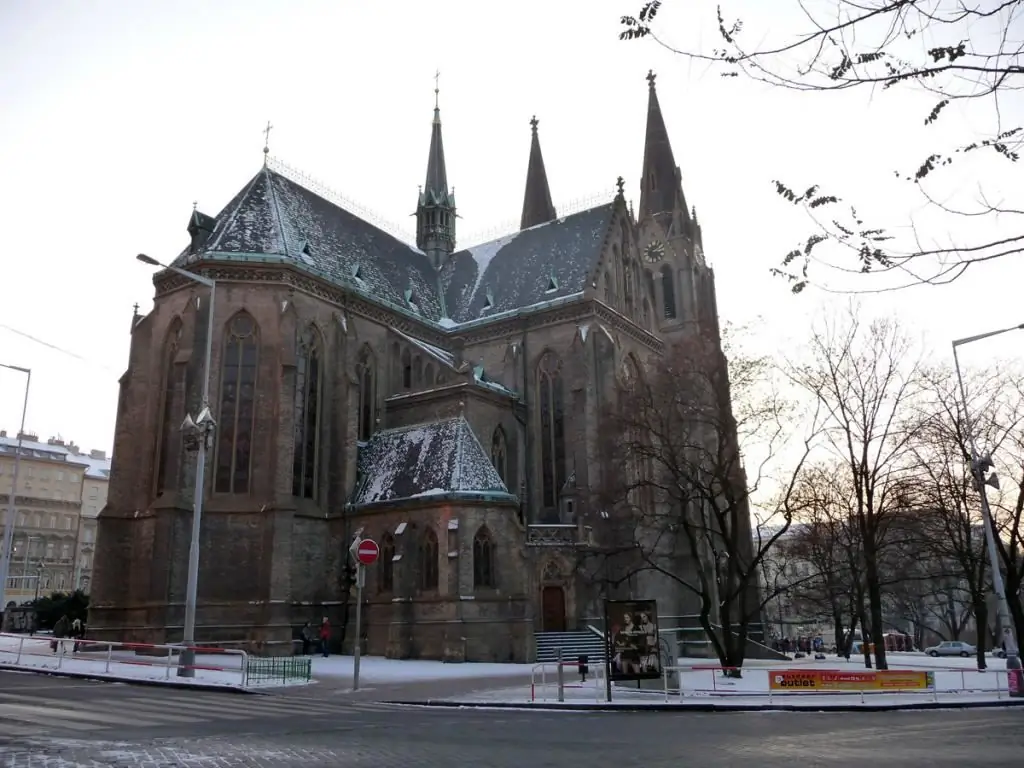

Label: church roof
[353,416,514,507]
[174,165,615,329]
[173,168,445,321]
[440,202,615,325]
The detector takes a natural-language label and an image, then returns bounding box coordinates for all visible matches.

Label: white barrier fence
[0,631,249,687]
[531,659,607,703]
[662,664,1013,705]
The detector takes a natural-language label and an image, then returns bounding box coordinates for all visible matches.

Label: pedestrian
[71,618,83,653]
[300,622,314,656]
[52,615,69,654]
[319,617,331,658]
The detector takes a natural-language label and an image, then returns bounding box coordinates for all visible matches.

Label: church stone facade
[89,72,732,662]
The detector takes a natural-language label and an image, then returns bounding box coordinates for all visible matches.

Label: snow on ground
[0,635,251,688]
[0,634,532,689]
[309,654,532,683]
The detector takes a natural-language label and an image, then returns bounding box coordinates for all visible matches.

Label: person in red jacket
[319,617,330,658]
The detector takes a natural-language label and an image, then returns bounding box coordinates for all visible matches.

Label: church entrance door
[541,586,566,632]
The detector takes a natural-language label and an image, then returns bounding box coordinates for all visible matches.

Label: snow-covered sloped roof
[353,416,515,507]
[440,203,615,324]
[172,167,443,320]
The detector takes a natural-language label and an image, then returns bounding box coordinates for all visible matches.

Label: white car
[925,640,975,658]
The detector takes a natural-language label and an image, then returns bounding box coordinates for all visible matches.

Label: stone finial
[646,69,656,88]
[530,115,539,133]
[616,176,625,196]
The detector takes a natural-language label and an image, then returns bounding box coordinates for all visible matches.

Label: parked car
[992,647,1007,659]
[925,641,976,658]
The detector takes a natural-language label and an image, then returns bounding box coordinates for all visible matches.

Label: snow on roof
[172,164,616,333]
[353,417,514,507]
[0,434,70,462]
[440,203,615,324]
[66,452,112,481]
[393,329,459,371]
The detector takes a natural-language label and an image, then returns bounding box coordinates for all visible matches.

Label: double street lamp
[137,253,216,678]
[0,363,31,614]
[951,323,1024,665]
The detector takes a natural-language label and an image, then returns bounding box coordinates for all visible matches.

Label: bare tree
[790,307,923,669]
[588,333,823,672]
[620,1,1022,291]
[784,462,869,661]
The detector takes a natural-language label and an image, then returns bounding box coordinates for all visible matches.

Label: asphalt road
[1,671,1022,766]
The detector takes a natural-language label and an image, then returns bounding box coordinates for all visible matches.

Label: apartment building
[0,431,111,605]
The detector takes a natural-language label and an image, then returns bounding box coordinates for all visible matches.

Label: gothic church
[89,71,730,662]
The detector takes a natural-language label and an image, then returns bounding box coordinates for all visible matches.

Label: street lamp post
[951,323,1024,669]
[0,363,31,616]
[137,253,217,678]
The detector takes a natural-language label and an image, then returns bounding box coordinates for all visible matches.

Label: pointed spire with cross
[434,69,441,110]
[263,121,273,164]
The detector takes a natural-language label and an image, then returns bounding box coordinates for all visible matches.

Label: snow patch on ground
[311,654,532,682]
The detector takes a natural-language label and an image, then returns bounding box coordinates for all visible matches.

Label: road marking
[0,703,162,730]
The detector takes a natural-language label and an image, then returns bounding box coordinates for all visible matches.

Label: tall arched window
[412,356,422,387]
[473,526,496,588]
[420,527,439,590]
[378,533,395,592]
[357,345,376,442]
[491,426,508,483]
[424,362,435,386]
[156,319,183,494]
[603,270,613,305]
[661,264,677,318]
[215,312,259,494]
[538,353,566,509]
[401,348,412,389]
[292,325,321,499]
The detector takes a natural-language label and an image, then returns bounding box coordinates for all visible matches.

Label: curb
[386,697,1024,713]
[0,663,256,695]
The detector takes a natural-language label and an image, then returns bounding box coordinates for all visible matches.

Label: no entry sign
[356,538,380,565]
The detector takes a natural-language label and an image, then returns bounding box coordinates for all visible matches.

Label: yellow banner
[769,669,933,691]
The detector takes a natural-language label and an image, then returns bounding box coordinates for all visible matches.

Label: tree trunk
[858,601,873,669]
[974,597,989,671]
[862,542,889,670]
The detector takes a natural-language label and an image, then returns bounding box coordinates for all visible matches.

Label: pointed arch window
[603,270,613,305]
[402,348,412,389]
[156,320,183,494]
[292,326,322,499]
[424,362,435,386]
[420,528,439,590]
[413,355,423,387]
[378,533,395,592]
[473,526,496,588]
[357,346,376,442]
[538,353,566,509]
[661,264,677,318]
[215,313,259,494]
[491,426,508,483]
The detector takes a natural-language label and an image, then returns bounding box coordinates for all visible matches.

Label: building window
[537,353,566,509]
[661,264,677,318]
[419,528,439,590]
[48,514,57,529]
[401,348,412,389]
[292,326,322,500]
[46,542,54,559]
[357,346,376,442]
[156,319,184,493]
[60,543,71,560]
[215,312,259,494]
[424,362,434,385]
[473,526,496,588]
[491,426,507,483]
[378,534,395,592]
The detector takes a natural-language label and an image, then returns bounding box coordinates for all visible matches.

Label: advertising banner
[769,669,933,691]
[605,599,661,681]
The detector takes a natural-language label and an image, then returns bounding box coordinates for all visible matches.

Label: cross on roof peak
[646,69,657,88]
[530,115,539,132]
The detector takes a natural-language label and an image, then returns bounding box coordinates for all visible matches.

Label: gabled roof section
[173,167,443,320]
[440,202,615,324]
[353,417,513,507]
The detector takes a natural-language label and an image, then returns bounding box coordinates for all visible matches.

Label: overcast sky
[1,0,1020,454]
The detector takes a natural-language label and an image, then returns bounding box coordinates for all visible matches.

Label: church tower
[636,70,707,335]
[416,79,457,269]
[520,116,557,229]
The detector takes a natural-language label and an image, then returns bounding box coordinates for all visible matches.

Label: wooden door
[541,586,566,632]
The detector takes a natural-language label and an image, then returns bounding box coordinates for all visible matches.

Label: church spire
[520,116,557,230]
[416,71,456,269]
[638,70,688,224]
